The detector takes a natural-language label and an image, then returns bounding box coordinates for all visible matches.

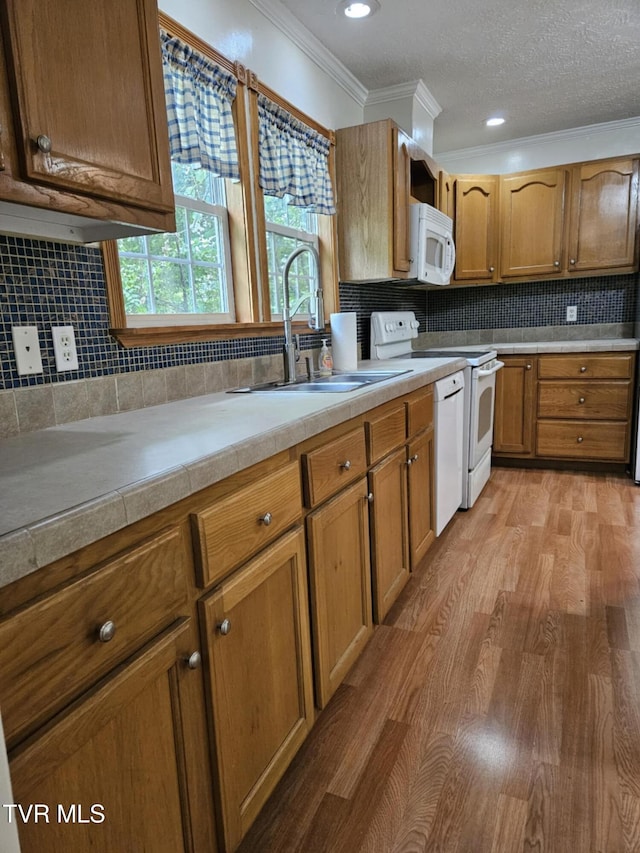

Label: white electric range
[370,311,503,516]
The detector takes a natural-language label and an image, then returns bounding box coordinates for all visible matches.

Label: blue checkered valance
[257,95,335,215]
[160,30,239,180]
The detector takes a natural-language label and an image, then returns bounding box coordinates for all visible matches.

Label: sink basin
[228,369,411,394]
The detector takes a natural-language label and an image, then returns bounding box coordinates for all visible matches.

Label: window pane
[150,261,194,314]
[193,266,226,313]
[119,235,145,254]
[121,257,152,314]
[187,210,222,264]
[147,206,189,259]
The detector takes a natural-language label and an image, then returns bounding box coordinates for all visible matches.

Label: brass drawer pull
[98,620,116,643]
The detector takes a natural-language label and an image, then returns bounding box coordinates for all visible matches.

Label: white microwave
[409,203,456,285]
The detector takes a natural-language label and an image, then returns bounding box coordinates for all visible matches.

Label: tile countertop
[0,357,465,588]
[436,338,640,354]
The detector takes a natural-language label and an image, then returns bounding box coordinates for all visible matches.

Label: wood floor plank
[236,469,640,853]
[489,794,528,853]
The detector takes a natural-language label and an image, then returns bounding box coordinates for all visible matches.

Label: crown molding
[248,0,368,107]
[366,79,442,120]
[436,115,640,163]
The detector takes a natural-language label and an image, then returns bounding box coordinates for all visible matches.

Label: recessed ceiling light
[485,117,505,127]
[336,0,381,18]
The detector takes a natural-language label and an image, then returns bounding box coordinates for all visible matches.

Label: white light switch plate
[12,326,43,375]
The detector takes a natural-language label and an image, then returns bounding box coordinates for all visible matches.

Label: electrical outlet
[566,305,577,322]
[52,325,79,371]
[12,326,43,375]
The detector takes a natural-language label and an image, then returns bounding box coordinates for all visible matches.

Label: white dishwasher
[433,370,465,536]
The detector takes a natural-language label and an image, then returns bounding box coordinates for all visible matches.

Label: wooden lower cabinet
[407,427,436,567]
[493,351,636,464]
[306,477,373,708]
[9,619,217,853]
[493,355,536,456]
[369,446,410,623]
[200,527,314,853]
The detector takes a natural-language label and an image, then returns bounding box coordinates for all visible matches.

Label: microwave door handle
[477,360,504,377]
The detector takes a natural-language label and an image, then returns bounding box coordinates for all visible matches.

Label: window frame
[103,11,338,348]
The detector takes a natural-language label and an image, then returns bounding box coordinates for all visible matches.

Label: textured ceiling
[277,0,640,154]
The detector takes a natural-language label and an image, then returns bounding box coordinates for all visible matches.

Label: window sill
[109,320,324,348]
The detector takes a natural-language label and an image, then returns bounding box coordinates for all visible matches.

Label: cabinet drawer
[0,527,188,746]
[193,461,302,588]
[537,381,631,420]
[536,420,628,460]
[365,404,407,464]
[302,427,367,507]
[538,353,634,380]
[406,387,433,438]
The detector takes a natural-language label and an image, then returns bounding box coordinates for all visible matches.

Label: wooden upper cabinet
[453,175,499,283]
[567,157,639,274]
[0,0,174,215]
[335,118,438,282]
[393,126,412,273]
[500,168,567,278]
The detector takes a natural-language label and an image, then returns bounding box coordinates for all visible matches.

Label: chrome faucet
[281,245,324,384]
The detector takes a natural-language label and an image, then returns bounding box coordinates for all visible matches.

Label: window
[264,194,319,319]
[118,162,234,325]
[103,12,339,347]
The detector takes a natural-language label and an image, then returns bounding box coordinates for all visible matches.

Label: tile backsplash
[0,232,637,436]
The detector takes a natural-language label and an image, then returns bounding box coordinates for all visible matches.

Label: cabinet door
[393,126,412,273]
[1,0,173,212]
[454,175,499,282]
[407,429,435,568]
[9,620,215,853]
[369,447,410,623]
[307,478,373,708]
[500,169,566,278]
[567,158,639,273]
[493,356,536,455]
[438,169,454,219]
[201,528,314,852]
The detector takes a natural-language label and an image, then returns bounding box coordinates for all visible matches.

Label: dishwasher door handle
[443,387,464,400]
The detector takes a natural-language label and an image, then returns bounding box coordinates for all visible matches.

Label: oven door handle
[477,360,504,377]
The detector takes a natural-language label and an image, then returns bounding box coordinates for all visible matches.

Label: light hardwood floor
[237,467,640,853]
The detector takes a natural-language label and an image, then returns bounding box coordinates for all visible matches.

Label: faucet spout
[281,245,324,383]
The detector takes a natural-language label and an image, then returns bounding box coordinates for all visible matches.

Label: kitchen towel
[330,312,358,371]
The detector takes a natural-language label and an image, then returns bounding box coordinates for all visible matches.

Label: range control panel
[370,311,419,359]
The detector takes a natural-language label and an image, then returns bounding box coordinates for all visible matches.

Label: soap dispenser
[318,339,333,377]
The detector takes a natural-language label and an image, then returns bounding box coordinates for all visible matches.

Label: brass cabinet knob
[98,620,116,643]
[35,134,52,153]
[259,512,272,526]
[185,651,202,670]
[217,619,231,636]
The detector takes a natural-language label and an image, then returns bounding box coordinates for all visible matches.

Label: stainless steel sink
[228,369,411,394]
